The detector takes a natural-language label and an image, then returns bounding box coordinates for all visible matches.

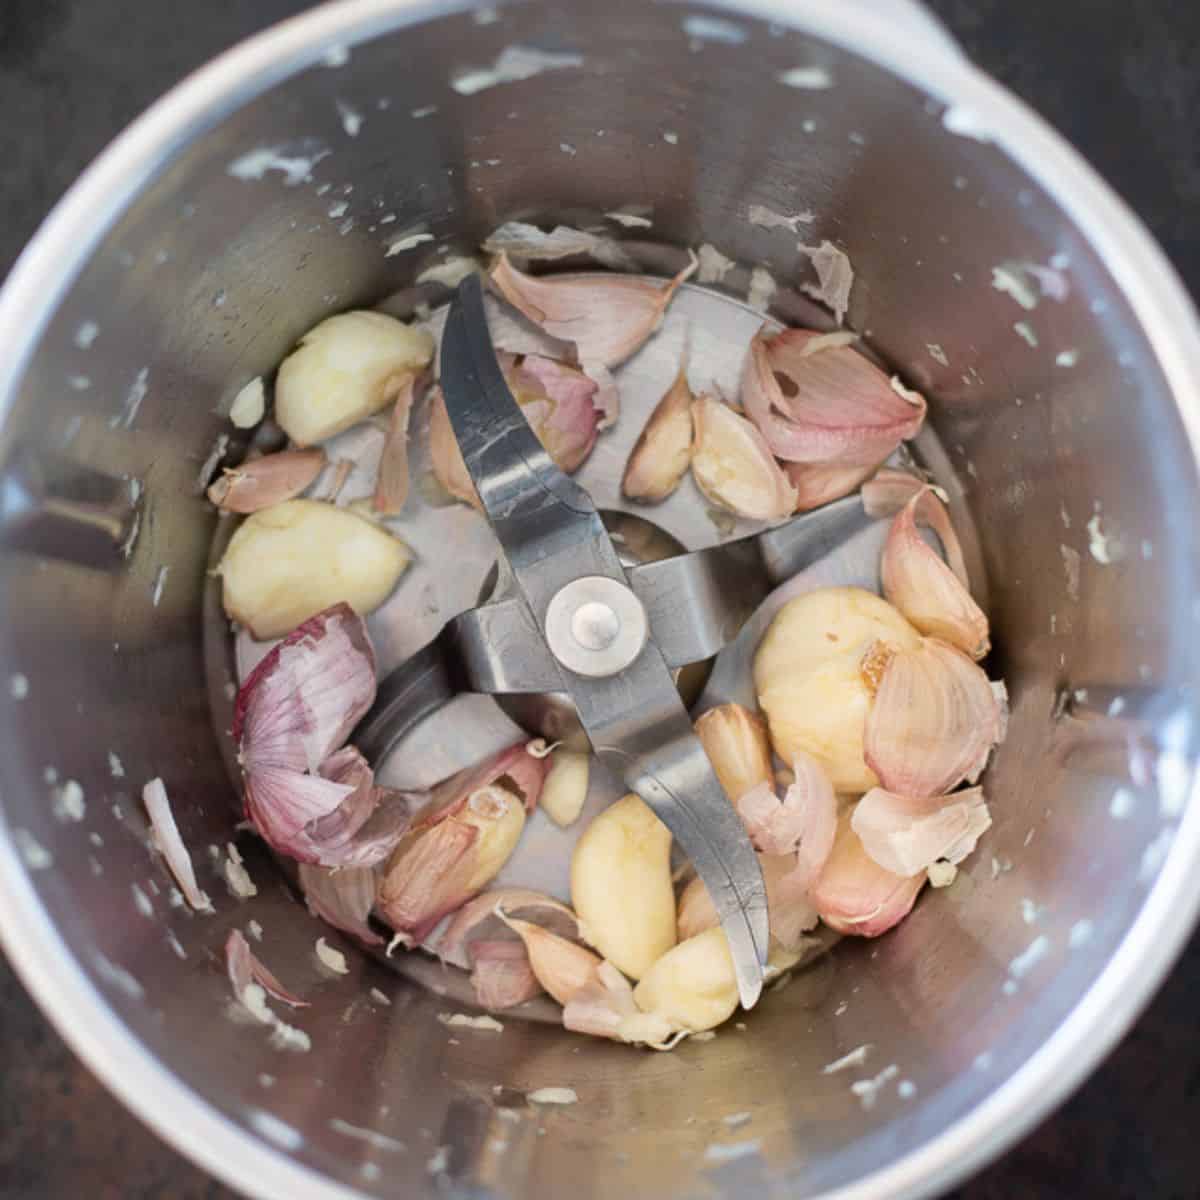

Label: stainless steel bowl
[2,2,1199,1197]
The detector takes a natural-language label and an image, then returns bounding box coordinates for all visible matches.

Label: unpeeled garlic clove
[298,862,383,946]
[538,750,590,828]
[694,703,773,805]
[217,499,410,639]
[739,328,926,499]
[469,940,543,1010]
[860,466,940,517]
[632,926,739,1034]
[851,785,991,878]
[501,915,601,1006]
[621,367,694,502]
[810,811,925,937]
[432,887,577,969]
[864,638,1007,799]
[489,250,697,369]
[207,448,326,514]
[371,375,417,515]
[753,587,921,792]
[690,394,798,520]
[784,461,878,514]
[274,310,434,446]
[570,793,676,980]
[880,485,990,659]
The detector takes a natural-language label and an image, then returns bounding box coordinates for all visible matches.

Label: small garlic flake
[316,937,350,975]
[386,232,434,256]
[1110,787,1135,819]
[928,860,957,888]
[822,1044,871,1075]
[1069,919,1094,948]
[75,321,100,349]
[9,673,29,700]
[704,1140,762,1164]
[108,751,125,778]
[926,343,949,366]
[695,243,735,283]
[427,1146,450,1175]
[53,780,86,822]
[247,919,264,941]
[527,1086,577,1105]
[370,987,391,1005]
[777,66,833,89]
[225,851,258,899]
[151,565,169,608]
[723,1111,752,1129]
[748,204,813,232]
[662,130,679,145]
[437,1012,504,1032]
[1013,321,1038,348]
[132,883,154,917]
[850,1064,899,1111]
[1055,349,1080,368]
[15,829,52,870]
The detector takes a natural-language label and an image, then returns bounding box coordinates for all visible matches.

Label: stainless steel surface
[1,2,1199,1200]
[439,273,768,1005]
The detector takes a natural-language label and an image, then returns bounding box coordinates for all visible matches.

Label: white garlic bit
[316,937,350,975]
[539,751,590,828]
[437,1011,504,1032]
[229,377,266,428]
[527,1086,578,1105]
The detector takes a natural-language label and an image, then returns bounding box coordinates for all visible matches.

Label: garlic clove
[881,485,990,659]
[538,750,590,828]
[860,466,940,517]
[217,499,410,639]
[469,939,543,1010]
[864,638,1007,798]
[433,887,578,970]
[754,587,921,792]
[563,960,674,1045]
[694,703,774,805]
[274,310,434,446]
[462,785,529,890]
[489,250,697,368]
[621,367,694,502]
[235,603,377,775]
[851,785,991,877]
[810,811,925,937]
[429,386,481,509]
[229,377,267,429]
[207,448,326,514]
[740,327,925,468]
[372,375,418,515]
[226,929,309,1008]
[632,926,739,1034]
[570,793,676,980]
[500,915,601,1006]
[690,394,798,520]
[418,742,551,825]
[784,461,878,513]
[142,777,212,912]
[298,862,383,945]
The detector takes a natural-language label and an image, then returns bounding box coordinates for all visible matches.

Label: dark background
[1,1,1197,1196]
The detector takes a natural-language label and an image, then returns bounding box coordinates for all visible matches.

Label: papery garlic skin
[372,375,417,516]
[694,703,774,806]
[633,927,738,1034]
[570,793,676,980]
[754,587,921,791]
[274,311,434,446]
[690,394,798,520]
[622,369,694,502]
[217,499,409,639]
[207,449,326,514]
[503,916,601,1006]
[539,751,590,828]
[851,785,991,878]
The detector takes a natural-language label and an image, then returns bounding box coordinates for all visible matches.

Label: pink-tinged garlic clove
[468,940,543,1010]
[740,328,925,476]
[371,375,418,516]
[864,638,1007,799]
[500,915,602,1007]
[860,466,939,517]
[810,812,926,937]
[207,448,326,514]
[225,929,309,1008]
[432,887,578,970]
[850,785,991,878]
[489,250,697,369]
[274,310,434,446]
[622,368,694,502]
[690,394,798,520]
[880,485,990,659]
[298,862,383,945]
[694,703,774,807]
[784,461,878,513]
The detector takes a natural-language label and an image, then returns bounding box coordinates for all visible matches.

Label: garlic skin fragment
[469,940,542,1010]
[489,251,697,368]
[298,863,383,945]
[539,751,590,828]
[754,587,921,792]
[274,311,434,446]
[217,499,410,639]
[372,375,417,515]
[851,785,992,878]
[433,886,577,970]
[570,793,676,980]
[694,703,774,805]
[207,449,326,514]
[690,394,798,520]
[142,777,213,912]
[621,368,694,502]
[502,916,601,1006]
[633,927,739,1035]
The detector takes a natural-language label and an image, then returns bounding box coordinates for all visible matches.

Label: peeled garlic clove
[372,375,417,515]
[229,377,266,429]
[740,327,926,468]
[207,448,326,514]
[784,461,878,513]
[753,587,921,792]
[501,916,601,1006]
[298,862,383,945]
[881,486,990,659]
[218,499,410,639]
[810,812,925,937]
[274,311,434,446]
[622,368,694,502]
[851,785,991,877]
[676,872,719,941]
[226,929,309,1008]
[690,394,798,520]
[694,703,773,805]
[570,793,676,980]
[632,927,738,1035]
[489,251,697,368]
[864,638,1006,798]
[539,750,590,827]
[433,887,578,970]
[469,940,543,1010]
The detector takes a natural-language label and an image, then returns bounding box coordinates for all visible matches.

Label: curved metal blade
[441,274,768,1006]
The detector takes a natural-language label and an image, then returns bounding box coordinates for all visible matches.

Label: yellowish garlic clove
[632,926,739,1034]
[621,367,694,502]
[864,638,1007,798]
[694,703,774,805]
[229,377,266,428]
[690,394,798,520]
[500,915,601,1006]
[753,587,921,792]
[372,375,418,516]
[880,485,990,659]
[851,785,991,878]
[570,793,676,980]
[562,960,674,1047]
[217,499,410,639]
[207,448,326,514]
[275,311,434,446]
[538,750,590,828]
[489,251,697,368]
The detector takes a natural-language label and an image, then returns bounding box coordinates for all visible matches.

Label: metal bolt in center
[544,576,648,678]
